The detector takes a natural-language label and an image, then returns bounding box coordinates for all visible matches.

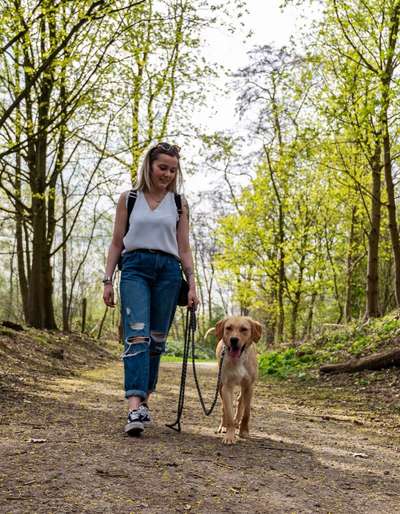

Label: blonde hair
[135,143,183,193]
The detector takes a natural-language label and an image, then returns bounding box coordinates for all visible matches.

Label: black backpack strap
[118,189,137,271]
[174,193,183,223]
[125,189,138,236]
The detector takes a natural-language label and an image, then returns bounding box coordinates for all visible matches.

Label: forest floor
[1,328,400,513]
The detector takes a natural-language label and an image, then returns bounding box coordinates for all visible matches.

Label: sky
[198,0,304,132]
[185,0,308,194]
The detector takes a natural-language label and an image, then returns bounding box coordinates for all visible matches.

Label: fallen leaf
[229,486,241,494]
[95,468,128,478]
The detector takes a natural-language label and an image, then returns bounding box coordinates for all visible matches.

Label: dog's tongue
[229,347,241,359]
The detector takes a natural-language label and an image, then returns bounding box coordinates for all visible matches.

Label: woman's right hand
[103,283,115,307]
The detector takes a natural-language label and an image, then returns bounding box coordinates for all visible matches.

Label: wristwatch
[102,275,113,285]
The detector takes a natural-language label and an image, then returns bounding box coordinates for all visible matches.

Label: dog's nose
[230,337,239,347]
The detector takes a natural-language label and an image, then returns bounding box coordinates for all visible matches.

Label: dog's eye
[240,327,249,332]
[225,326,232,331]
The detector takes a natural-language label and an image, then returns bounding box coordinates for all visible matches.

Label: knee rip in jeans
[151,331,166,343]
[150,331,166,356]
[128,321,145,330]
[122,336,150,359]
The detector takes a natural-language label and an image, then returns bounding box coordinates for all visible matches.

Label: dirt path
[1,360,400,513]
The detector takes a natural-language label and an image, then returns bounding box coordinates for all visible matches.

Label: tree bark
[344,206,357,321]
[61,186,68,331]
[383,111,400,307]
[25,12,57,329]
[290,246,307,341]
[365,141,382,319]
[381,2,400,306]
[97,307,108,339]
[303,290,317,339]
[266,152,285,344]
[81,298,87,333]
[15,143,29,321]
[28,201,57,329]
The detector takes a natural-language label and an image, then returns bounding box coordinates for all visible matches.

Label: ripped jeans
[120,250,181,400]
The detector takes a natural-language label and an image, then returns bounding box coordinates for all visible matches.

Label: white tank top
[122,191,180,259]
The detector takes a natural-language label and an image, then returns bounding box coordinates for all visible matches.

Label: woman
[102,142,198,436]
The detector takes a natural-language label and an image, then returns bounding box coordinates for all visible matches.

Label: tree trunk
[26,179,57,329]
[61,172,69,331]
[81,298,87,333]
[8,246,15,320]
[27,205,57,329]
[381,2,400,307]
[267,159,285,344]
[15,153,29,321]
[13,44,30,320]
[61,223,68,331]
[276,227,285,344]
[27,115,57,329]
[324,223,343,323]
[303,291,317,339]
[25,16,57,329]
[365,141,382,319]
[97,307,108,339]
[382,113,400,307]
[344,206,357,321]
[320,347,400,374]
[290,252,306,341]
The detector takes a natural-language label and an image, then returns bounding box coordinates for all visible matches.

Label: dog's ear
[215,319,226,341]
[251,320,262,342]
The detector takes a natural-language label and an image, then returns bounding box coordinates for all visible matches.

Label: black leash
[165,307,194,432]
[166,307,224,432]
[191,331,224,417]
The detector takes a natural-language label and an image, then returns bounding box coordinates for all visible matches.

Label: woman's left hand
[188,288,199,310]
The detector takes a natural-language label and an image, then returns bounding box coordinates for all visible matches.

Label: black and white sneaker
[139,403,152,427]
[124,409,144,436]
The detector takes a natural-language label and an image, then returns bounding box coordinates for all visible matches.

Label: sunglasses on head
[151,142,181,157]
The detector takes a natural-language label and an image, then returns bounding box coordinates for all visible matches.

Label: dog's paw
[239,429,250,439]
[222,429,236,445]
[217,424,226,433]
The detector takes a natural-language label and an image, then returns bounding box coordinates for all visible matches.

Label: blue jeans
[120,251,181,400]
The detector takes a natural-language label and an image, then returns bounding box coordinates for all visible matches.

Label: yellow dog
[214,316,262,445]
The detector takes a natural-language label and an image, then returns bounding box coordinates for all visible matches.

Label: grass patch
[259,310,400,379]
[165,338,214,360]
[162,354,215,363]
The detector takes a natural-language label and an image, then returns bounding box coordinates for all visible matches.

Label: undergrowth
[259,310,400,379]
[165,338,214,360]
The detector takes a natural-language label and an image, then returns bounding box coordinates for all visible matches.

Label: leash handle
[189,306,196,330]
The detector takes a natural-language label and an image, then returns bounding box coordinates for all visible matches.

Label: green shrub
[258,347,318,379]
[259,310,400,379]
